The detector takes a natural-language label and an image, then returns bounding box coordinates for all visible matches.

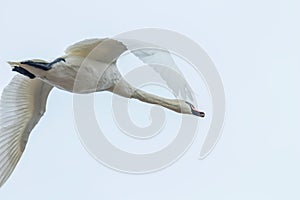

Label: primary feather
[0,75,52,187]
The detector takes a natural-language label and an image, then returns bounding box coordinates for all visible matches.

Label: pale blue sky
[0,0,299,199]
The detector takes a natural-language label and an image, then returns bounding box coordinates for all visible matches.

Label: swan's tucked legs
[20,58,65,71]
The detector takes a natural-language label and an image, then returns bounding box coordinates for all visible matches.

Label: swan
[0,38,205,187]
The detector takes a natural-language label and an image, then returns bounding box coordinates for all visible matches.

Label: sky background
[0,0,300,199]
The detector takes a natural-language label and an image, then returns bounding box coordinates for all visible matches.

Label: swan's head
[179,101,205,117]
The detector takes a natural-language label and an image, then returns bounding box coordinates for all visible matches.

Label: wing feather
[0,75,53,187]
[65,38,107,56]
[65,37,195,102]
[65,38,127,63]
[116,38,195,102]
[130,48,194,101]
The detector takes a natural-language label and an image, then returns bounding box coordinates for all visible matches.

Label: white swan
[0,38,205,187]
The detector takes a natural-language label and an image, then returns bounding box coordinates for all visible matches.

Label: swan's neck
[131,89,184,114]
[110,79,190,115]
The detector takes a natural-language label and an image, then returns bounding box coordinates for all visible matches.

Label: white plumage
[0,75,52,186]
[0,38,204,187]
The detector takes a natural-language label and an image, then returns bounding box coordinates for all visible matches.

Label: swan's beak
[185,101,205,117]
[191,107,205,117]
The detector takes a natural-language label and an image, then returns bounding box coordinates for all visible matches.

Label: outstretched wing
[65,38,194,101]
[130,48,194,102]
[0,75,53,187]
[65,38,127,63]
[117,38,195,102]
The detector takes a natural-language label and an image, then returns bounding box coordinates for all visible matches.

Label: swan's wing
[65,38,194,101]
[117,38,194,102]
[65,38,127,63]
[131,48,194,102]
[0,75,53,187]
[65,38,107,56]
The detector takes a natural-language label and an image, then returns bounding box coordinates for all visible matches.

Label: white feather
[64,38,194,101]
[0,75,52,187]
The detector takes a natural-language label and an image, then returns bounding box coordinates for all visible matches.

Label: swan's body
[0,38,205,187]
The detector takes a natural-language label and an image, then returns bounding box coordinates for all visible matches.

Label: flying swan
[0,38,205,187]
